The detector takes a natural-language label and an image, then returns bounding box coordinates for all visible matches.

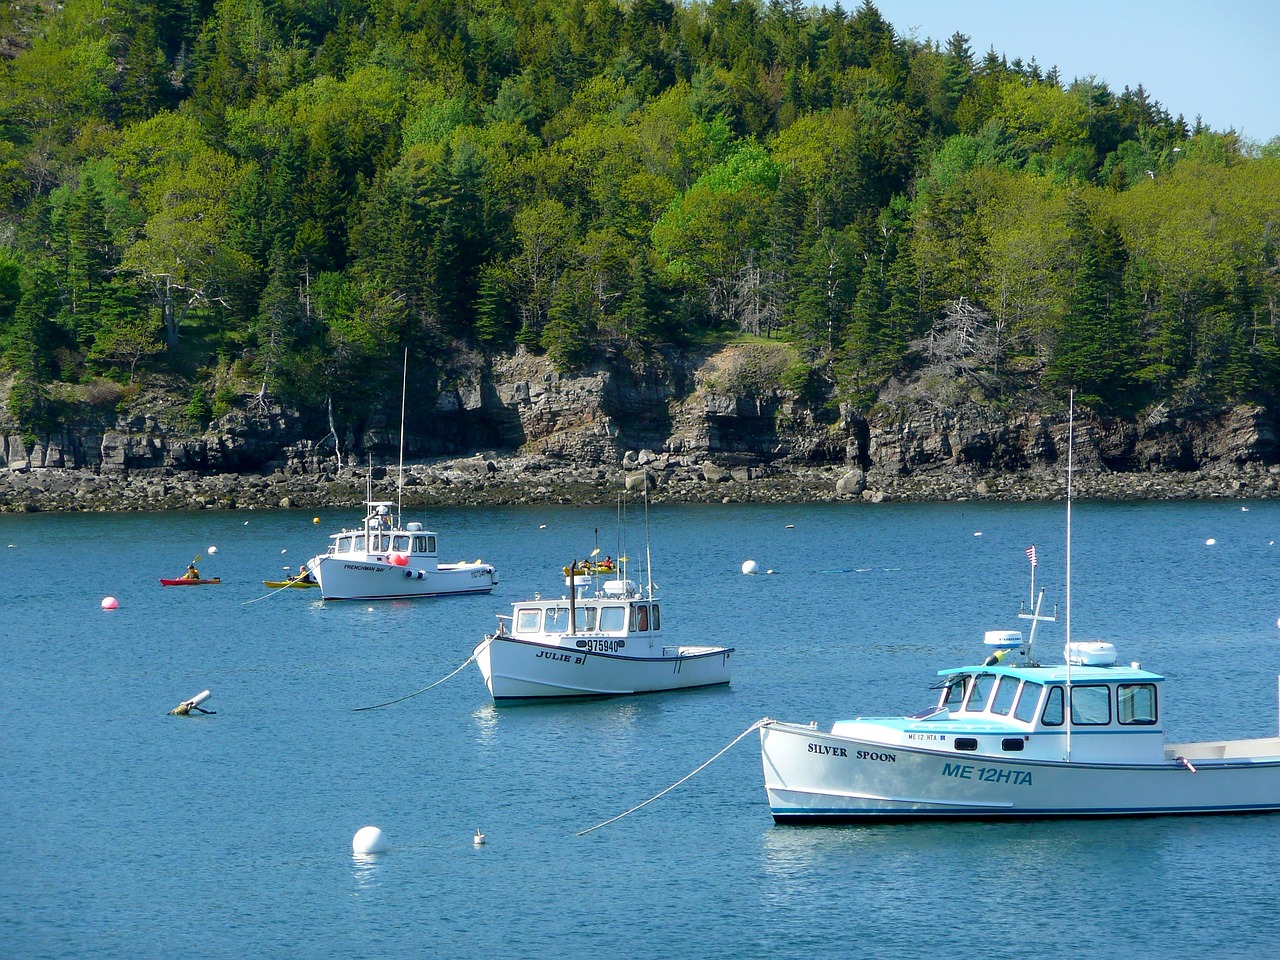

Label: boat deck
[1166,736,1280,760]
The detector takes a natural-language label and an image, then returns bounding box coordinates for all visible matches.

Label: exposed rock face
[3,348,1280,511]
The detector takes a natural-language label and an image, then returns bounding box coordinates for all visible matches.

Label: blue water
[6,499,1280,958]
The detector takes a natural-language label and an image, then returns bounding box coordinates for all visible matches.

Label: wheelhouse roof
[937,662,1165,684]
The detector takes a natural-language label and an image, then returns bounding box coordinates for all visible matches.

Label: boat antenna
[1064,389,1075,762]
[643,482,653,599]
[397,347,408,525]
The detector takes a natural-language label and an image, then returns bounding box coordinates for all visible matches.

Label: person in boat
[182,563,200,580]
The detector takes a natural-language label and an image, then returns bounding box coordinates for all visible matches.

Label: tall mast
[397,347,408,525]
[1064,389,1074,761]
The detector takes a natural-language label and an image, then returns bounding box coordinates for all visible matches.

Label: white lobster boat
[305,501,497,601]
[761,398,1280,822]
[474,562,732,700]
[761,601,1280,821]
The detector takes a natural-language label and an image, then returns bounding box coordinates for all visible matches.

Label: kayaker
[182,563,200,580]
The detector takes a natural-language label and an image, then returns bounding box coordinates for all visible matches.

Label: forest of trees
[0,0,1277,442]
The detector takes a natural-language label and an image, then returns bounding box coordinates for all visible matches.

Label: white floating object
[352,825,388,855]
[367,607,374,612]
[208,545,219,554]
[539,524,547,529]
[169,689,211,716]
[974,531,982,537]
[281,548,287,554]
[474,828,485,846]
[741,560,759,575]
[101,596,119,610]
[1205,538,1216,546]
[1242,507,1249,512]
[785,524,794,529]
[766,569,776,575]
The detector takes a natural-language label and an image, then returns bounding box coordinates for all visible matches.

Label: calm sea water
[6,497,1280,959]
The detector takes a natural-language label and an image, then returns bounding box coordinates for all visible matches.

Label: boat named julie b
[474,558,732,700]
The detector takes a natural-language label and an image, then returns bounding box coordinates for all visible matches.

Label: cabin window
[963,674,995,712]
[393,535,410,552]
[516,608,542,632]
[939,677,969,710]
[631,605,649,631]
[599,606,626,632]
[1013,681,1044,724]
[989,676,1021,716]
[427,535,437,553]
[1071,685,1112,726]
[374,535,390,551]
[1118,683,1158,725]
[353,535,366,551]
[650,604,661,631]
[413,536,431,553]
[337,537,352,553]
[572,607,597,632]
[544,607,571,634]
[1041,687,1064,726]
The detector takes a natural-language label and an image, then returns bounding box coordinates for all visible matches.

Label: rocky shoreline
[3,452,1279,514]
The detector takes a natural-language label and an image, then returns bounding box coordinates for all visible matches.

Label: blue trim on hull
[322,586,496,601]
[770,803,1280,823]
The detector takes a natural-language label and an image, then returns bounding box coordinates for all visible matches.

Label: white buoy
[474,828,485,846]
[169,690,212,716]
[785,524,794,529]
[1206,538,1216,546]
[352,825,389,855]
[741,560,759,575]
[539,524,547,529]
[101,596,119,610]
[281,548,287,554]
[974,531,983,537]
[208,545,219,554]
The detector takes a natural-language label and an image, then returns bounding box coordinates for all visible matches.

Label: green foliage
[0,0,1273,438]
[185,387,213,428]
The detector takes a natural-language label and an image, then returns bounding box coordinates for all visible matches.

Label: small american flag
[1026,545,1037,567]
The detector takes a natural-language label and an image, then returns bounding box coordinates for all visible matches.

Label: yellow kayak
[263,577,318,589]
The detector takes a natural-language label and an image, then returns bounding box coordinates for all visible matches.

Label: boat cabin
[831,646,1170,763]
[501,579,662,647]
[326,502,439,558]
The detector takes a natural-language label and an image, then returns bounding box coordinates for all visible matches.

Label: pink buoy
[392,553,409,566]
[101,596,119,610]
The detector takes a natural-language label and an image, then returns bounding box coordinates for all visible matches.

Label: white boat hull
[476,635,732,700]
[760,721,1280,821]
[311,556,497,601]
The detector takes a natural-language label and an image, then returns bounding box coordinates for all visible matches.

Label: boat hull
[310,556,496,601]
[476,635,732,699]
[760,720,1280,822]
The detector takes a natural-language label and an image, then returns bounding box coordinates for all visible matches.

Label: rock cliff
[3,348,1280,511]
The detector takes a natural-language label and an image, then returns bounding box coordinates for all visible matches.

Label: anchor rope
[576,717,770,837]
[241,577,311,605]
[352,638,491,712]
